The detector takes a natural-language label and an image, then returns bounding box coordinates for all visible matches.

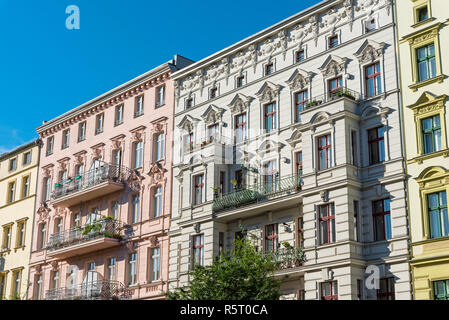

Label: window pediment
[286,69,314,91]
[416,166,449,189]
[354,39,386,64]
[228,93,252,114]
[255,81,282,103]
[201,105,225,124]
[319,55,348,78]
[310,111,331,124]
[407,91,447,115]
[177,115,200,133]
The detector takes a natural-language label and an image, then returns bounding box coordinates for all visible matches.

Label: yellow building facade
[0,141,40,299]
[396,0,449,300]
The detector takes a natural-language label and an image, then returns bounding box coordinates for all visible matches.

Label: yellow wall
[0,142,39,299]
[396,0,449,300]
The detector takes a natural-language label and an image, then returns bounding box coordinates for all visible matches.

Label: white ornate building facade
[168,0,411,300]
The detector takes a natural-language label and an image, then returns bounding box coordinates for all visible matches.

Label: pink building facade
[28,55,194,300]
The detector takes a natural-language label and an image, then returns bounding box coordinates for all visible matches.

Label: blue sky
[0,0,317,153]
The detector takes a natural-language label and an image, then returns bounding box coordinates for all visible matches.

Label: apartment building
[28,55,193,300]
[0,140,40,299]
[396,0,449,300]
[168,0,411,300]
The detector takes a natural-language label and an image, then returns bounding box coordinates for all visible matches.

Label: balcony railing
[213,174,302,213]
[46,218,123,252]
[263,247,305,270]
[51,163,132,201]
[45,280,132,300]
[184,135,232,154]
[303,87,363,110]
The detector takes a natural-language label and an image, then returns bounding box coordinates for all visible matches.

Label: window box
[335,89,356,100]
[54,183,61,188]
[75,175,82,180]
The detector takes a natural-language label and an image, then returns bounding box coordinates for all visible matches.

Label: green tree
[166,237,282,300]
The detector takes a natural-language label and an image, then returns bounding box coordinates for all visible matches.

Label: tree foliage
[166,237,282,300]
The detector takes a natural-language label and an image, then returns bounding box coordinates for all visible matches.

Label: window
[51,270,59,290]
[263,160,277,192]
[153,186,163,218]
[357,279,363,300]
[72,213,81,227]
[111,201,119,220]
[236,75,245,88]
[368,127,385,165]
[9,158,17,171]
[193,174,204,205]
[365,18,377,33]
[295,90,308,122]
[433,280,449,300]
[297,217,304,248]
[155,133,165,161]
[16,220,26,248]
[0,273,6,299]
[23,152,31,165]
[62,129,70,149]
[150,248,160,281]
[296,152,303,176]
[38,223,47,249]
[210,87,218,99]
[7,181,16,203]
[133,141,143,169]
[354,200,360,242]
[377,277,395,300]
[296,49,305,63]
[115,104,124,126]
[318,134,332,170]
[34,275,43,300]
[131,194,140,224]
[156,86,165,107]
[22,176,30,198]
[193,234,204,266]
[59,170,67,184]
[422,115,442,154]
[128,252,137,286]
[417,44,436,82]
[265,224,278,252]
[351,130,358,165]
[78,122,86,142]
[328,35,339,49]
[427,191,448,239]
[417,6,429,23]
[235,113,247,143]
[373,199,392,241]
[95,113,104,134]
[44,177,52,201]
[321,281,338,300]
[264,102,277,133]
[235,170,243,190]
[46,137,54,155]
[328,76,343,97]
[365,62,382,97]
[184,132,195,152]
[54,217,63,234]
[218,232,224,256]
[12,269,21,298]
[135,95,144,117]
[107,257,117,280]
[186,98,193,109]
[112,149,122,167]
[319,204,336,245]
[207,123,219,142]
[265,63,274,76]
[2,225,11,250]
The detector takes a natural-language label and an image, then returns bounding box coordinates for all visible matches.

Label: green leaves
[166,238,282,300]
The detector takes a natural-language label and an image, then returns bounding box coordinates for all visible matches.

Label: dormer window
[365,18,377,33]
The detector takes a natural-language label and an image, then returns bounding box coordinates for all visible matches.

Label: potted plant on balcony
[211,186,219,198]
[336,89,355,100]
[54,183,61,188]
[75,175,82,180]
[230,179,238,191]
[281,241,292,249]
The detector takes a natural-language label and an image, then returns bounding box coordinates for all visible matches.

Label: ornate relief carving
[201,105,224,125]
[177,115,199,133]
[37,202,51,221]
[289,23,309,47]
[228,93,252,114]
[408,28,439,46]
[319,55,348,78]
[354,39,386,64]
[255,82,282,103]
[127,170,143,192]
[148,163,167,185]
[50,261,59,271]
[286,68,314,90]
[149,236,159,247]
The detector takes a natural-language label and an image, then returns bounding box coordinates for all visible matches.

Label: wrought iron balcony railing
[303,87,363,110]
[184,135,232,154]
[46,218,123,252]
[51,163,132,201]
[263,247,305,270]
[212,174,302,213]
[45,280,132,300]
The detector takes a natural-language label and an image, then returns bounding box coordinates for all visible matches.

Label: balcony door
[88,159,105,186]
[81,265,101,299]
[66,266,78,298]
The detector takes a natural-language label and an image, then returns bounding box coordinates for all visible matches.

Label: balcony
[51,163,132,207]
[46,218,123,259]
[212,174,302,213]
[303,87,363,111]
[183,135,233,164]
[45,280,132,300]
[263,246,305,270]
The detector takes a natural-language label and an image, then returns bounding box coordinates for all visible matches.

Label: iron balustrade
[46,218,123,251]
[263,247,305,270]
[51,163,132,200]
[213,174,302,213]
[184,135,232,153]
[303,87,363,110]
[45,280,132,300]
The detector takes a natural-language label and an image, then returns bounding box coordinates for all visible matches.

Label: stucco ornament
[320,7,342,34]
[354,39,386,64]
[307,14,320,45]
[228,93,252,115]
[286,69,314,91]
[289,23,309,48]
[127,170,143,192]
[148,163,167,185]
[319,55,348,78]
[255,82,282,103]
[37,202,51,221]
[258,37,281,58]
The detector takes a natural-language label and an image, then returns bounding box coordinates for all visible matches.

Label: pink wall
[29,66,176,300]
